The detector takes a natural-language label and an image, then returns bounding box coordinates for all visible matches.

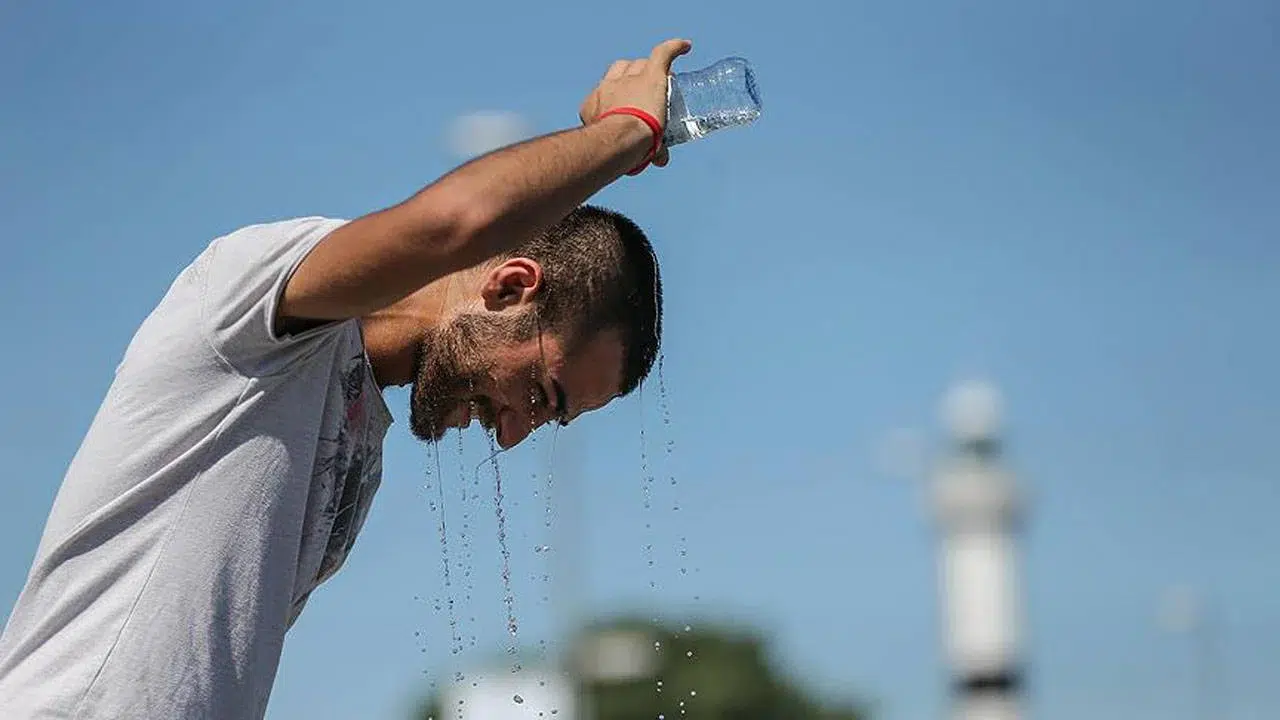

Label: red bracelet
[595,106,662,175]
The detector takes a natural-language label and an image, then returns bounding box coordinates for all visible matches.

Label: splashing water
[657,355,699,707]
[541,425,559,610]
[638,383,664,703]
[639,384,657,591]
[485,430,520,660]
[466,404,484,648]
[428,423,464,661]
[418,448,436,665]
[527,381,554,613]
[538,423,561,715]
[455,426,478,649]
[657,356,690,579]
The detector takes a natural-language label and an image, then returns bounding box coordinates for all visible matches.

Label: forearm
[282,114,653,322]
[409,113,652,270]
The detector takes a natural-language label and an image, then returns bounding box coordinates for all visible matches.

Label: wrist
[594,108,662,175]
[598,110,653,144]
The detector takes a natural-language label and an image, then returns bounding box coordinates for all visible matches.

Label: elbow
[409,187,502,265]
[456,197,502,247]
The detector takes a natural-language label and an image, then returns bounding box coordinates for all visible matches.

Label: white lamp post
[931,380,1025,720]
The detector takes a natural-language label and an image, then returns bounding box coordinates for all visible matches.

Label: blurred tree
[416,617,869,720]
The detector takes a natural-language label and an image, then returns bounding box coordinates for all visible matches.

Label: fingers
[601,39,691,84]
[652,146,670,168]
[649,38,692,73]
[604,60,629,80]
[607,58,651,78]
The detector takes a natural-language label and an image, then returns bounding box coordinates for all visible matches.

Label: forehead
[547,330,625,419]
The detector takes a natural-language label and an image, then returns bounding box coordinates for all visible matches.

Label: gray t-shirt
[0,217,394,719]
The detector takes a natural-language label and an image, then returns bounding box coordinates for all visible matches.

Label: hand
[579,38,692,168]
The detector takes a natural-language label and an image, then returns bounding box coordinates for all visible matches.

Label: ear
[479,257,544,311]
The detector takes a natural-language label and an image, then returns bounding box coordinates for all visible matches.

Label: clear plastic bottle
[664,57,762,147]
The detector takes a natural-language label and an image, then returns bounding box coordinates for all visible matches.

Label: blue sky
[2,1,1278,719]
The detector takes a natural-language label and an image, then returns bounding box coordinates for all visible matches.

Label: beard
[408,310,538,443]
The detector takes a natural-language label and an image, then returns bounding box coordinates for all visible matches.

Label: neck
[360,274,461,388]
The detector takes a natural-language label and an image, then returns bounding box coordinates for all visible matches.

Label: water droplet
[654,640,662,651]
[426,438,464,658]
[690,690,697,696]
[513,694,524,704]
[684,624,692,632]
[686,650,694,658]
[485,432,521,667]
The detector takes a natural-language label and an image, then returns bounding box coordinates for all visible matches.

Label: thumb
[649,38,692,74]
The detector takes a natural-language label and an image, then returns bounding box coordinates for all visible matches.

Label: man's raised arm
[278,38,690,325]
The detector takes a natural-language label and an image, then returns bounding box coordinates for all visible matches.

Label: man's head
[408,205,662,448]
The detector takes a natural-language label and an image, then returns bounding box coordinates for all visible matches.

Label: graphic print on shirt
[312,352,384,585]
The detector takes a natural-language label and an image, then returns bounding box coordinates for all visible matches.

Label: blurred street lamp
[930,379,1026,720]
[575,627,659,684]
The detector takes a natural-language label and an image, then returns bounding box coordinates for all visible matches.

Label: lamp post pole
[931,380,1026,720]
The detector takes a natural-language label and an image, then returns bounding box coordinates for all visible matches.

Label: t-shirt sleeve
[199,216,352,376]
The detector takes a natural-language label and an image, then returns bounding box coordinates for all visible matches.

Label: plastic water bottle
[664,57,762,147]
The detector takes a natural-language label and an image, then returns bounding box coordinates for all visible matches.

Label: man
[0,38,692,719]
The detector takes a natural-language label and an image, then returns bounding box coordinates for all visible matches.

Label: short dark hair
[506,205,662,396]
